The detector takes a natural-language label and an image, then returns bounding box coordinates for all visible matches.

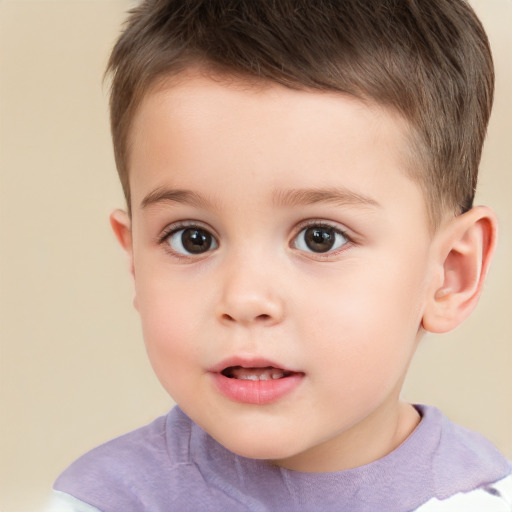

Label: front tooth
[231,367,288,381]
[241,374,260,381]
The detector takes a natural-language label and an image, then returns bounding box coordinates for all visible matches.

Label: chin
[212,428,305,462]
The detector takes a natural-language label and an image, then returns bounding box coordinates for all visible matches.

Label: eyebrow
[140,187,215,210]
[140,185,381,211]
[272,187,381,209]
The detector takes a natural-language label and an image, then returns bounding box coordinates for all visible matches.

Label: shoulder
[53,407,195,511]
[415,472,512,511]
[409,405,512,509]
[55,410,173,483]
[54,407,256,512]
[434,406,506,467]
[414,405,510,496]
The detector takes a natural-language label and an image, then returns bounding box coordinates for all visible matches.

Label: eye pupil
[182,228,212,254]
[305,227,335,253]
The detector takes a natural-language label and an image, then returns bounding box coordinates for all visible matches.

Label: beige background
[0,1,511,511]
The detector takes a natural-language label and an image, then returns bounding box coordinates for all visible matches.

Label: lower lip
[211,372,304,405]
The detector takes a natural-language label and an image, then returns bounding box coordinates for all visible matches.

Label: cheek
[300,256,427,382]
[134,274,208,384]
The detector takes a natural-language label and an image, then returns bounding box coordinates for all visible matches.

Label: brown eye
[167,227,218,255]
[294,225,347,253]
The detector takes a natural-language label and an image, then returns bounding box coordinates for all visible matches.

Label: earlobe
[110,209,135,277]
[422,206,498,333]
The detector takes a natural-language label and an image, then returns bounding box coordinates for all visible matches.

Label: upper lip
[209,357,301,374]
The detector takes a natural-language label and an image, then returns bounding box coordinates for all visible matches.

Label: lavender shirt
[54,405,510,512]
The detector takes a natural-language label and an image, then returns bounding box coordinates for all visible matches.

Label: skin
[111,71,497,472]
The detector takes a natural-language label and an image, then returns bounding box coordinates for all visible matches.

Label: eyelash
[291,220,353,258]
[157,221,219,260]
[157,220,353,259]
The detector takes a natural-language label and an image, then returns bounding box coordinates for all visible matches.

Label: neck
[272,400,421,473]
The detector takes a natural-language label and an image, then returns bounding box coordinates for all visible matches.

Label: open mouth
[221,366,294,381]
[213,363,304,404]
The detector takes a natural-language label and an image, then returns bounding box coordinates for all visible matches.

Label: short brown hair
[106,0,494,227]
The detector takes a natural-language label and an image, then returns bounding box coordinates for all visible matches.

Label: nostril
[220,313,272,324]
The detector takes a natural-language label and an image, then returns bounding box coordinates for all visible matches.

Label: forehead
[127,72,423,218]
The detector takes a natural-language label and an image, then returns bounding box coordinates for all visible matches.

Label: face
[122,72,438,472]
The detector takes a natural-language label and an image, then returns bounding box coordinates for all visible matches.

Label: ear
[110,209,134,278]
[422,206,498,333]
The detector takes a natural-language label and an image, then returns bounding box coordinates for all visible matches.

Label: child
[49,0,511,510]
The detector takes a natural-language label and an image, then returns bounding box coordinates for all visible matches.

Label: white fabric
[416,472,512,511]
[43,491,101,512]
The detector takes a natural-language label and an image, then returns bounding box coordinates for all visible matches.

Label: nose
[215,254,285,327]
